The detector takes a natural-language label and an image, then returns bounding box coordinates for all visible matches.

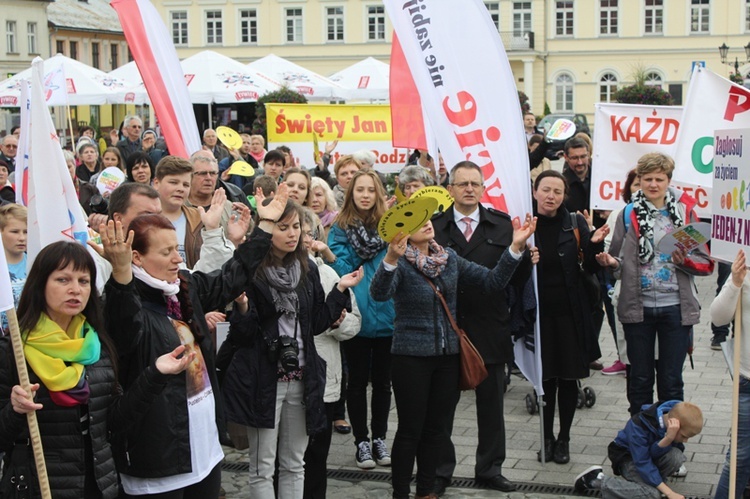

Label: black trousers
[303,402,337,499]
[391,354,460,499]
[436,363,507,481]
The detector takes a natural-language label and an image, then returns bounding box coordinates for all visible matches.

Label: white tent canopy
[330,57,390,102]
[110,50,283,105]
[0,53,131,107]
[248,54,350,101]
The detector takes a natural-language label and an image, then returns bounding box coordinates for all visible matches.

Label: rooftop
[48,0,122,34]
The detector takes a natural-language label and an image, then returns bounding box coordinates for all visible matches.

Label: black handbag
[570,214,601,307]
[0,440,35,499]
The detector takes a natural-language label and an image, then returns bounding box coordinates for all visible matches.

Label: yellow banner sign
[267,104,392,142]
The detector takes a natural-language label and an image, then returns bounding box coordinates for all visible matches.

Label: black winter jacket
[221,233,351,435]
[106,231,265,479]
[0,336,169,499]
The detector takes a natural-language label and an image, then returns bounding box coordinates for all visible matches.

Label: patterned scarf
[632,188,684,264]
[24,313,101,406]
[345,221,387,260]
[405,240,449,278]
[132,264,182,319]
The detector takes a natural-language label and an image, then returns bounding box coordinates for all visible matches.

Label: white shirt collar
[453,206,480,226]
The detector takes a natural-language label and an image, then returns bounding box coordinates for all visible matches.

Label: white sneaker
[355,441,376,469]
[672,464,688,477]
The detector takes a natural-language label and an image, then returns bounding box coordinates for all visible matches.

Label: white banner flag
[0,236,14,312]
[673,67,750,216]
[383,0,541,393]
[15,81,30,206]
[26,57,89,269]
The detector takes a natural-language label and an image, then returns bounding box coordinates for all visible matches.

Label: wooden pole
[5,308,51,499]
[730,291,742,499]
[67,104,75,148]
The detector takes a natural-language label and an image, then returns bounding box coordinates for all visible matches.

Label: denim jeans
[715,376,750,499]
[600,447,685,499]
[623,305,690,415]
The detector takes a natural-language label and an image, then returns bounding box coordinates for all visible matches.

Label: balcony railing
[498,31,534,50]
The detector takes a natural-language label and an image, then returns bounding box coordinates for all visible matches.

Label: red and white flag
[14,81,30,206]
[26,57,90,269]
[0,236,13,313]
[383,0,541,393]
[110,0,201,158]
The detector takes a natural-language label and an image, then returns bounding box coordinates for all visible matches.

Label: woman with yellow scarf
[0,241,193,499]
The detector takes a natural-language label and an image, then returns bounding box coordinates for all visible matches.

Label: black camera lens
[89,194,108,215]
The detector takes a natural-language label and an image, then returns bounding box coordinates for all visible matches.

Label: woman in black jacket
[97,198,255,498]
[221,187,362,499]
[532,170,608,465]
[0,241,192,499]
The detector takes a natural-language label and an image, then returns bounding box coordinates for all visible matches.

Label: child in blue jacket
[574,400,703,499]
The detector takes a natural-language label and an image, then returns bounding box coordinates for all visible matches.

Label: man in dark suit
[432,161,532,494]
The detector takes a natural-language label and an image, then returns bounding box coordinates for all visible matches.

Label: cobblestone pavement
[220,272,732,498]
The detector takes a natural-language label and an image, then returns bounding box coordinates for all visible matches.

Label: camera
[89,194,109,215]
[268,335,299,372]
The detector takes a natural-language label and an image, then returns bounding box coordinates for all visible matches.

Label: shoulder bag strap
[423,277,463,337]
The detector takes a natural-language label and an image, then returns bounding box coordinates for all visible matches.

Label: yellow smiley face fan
[378,197,439,242]
[216,126,243,150]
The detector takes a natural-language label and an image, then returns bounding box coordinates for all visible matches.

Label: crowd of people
[0,115,746,499]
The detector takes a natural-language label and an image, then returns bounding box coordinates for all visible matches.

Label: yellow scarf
[23,313,101,392]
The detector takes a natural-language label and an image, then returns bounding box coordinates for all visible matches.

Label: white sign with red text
[591,103,710,217]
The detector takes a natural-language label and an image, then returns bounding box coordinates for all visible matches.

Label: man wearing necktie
[431,161,532,494]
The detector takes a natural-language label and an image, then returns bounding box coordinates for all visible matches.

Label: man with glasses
[187,150,245,235]
[431,161,532,495]
[116,115,143,163]
[0,135,18,173]
[561,136,592,216]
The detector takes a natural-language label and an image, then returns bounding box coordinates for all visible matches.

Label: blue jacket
[328,223,394,338]
[369,247,521,356]
[612,400,684,487]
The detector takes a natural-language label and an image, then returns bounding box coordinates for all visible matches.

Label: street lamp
[718,42,750,75]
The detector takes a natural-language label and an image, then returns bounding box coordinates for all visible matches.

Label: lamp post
[718,42,750,81]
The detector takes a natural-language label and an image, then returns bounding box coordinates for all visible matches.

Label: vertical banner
[711,128,750,263]
[673,67,750,215]
[383,0,540,393]
[0,236,13,313]
[110,0,201,158]
[26,57,89,269]
[15,81,30,206]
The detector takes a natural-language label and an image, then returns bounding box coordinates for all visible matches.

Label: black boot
[553,439,570,464]
[537,437,556,462]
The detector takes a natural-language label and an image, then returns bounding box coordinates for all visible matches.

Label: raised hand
[10,384,42,414]
[590,224,610,244]
[227,202,252,247]
[155,345,196,375]
[89,220,134,284]
[198,188,227,231]
[511,214,537,253]
[732,249,747,287]
[337,266,365,291]
[384,232,408,266]
[324,140,338,155]
[579,209,594,230]
[256,182,289,224]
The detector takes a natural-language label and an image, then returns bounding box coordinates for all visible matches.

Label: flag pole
[729,292,742,499]
[67,104,76,148]
[5,308,51,499]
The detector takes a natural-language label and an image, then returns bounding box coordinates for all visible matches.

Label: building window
[513,2,532,36]
[645,0,663,34]
[27,22,37,54]
[556,1,574,36]
[555,73,574,111]
[691,0,709,33]
[111,44,118,70]
[6,21,16,53]
[56,40,65,55]
[171,11,188,46]
[485,2,500,31]
[599,73,618,102]
[367,6,385,41]
[69,41,78,60]
[239,9,258,44]
[205,10,223,45]
[326,7,344,42]
[92,42,100,69]
[645,71,663,88]
[285,8,303,43]
[600,0,618,35]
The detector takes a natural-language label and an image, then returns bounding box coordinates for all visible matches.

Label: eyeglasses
[4,145,17,149]
[451,181,483,189]
[567,154,589,162]
[193,171,219,177]
[303,231,314,240]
